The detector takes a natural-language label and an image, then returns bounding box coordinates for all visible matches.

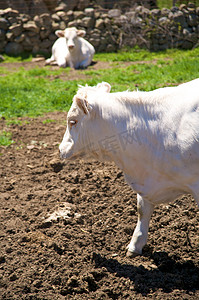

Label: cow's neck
[87,92,167,180]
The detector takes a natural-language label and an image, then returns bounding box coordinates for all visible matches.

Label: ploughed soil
[0,60,199,299]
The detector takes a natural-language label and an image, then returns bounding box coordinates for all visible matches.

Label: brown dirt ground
[0,60,199,300]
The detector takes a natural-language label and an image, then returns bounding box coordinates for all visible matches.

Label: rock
[40,28,51,40]
[3,8,19,18]
[59,21,66,30]
[74,11,85,19]
[33,15,42,27]
[179,4,187,11]
[172,11,187,27]
[187,13,197,26]
[20,14,30,23]
[40,39,52,49]
[89,37,100,48]
[77,0,89,11]
[27,31,37,37]
[7,17,18,25]
[5,42,23,55]
[22,36,32,51]
[159,17,169,24]
[161,8,170,17]
[51,13,60,22]
[29,35,40,45]
[6,32,14,41]
[40,13,52,26]
[95,18,105,30]
[108,9,121,18]
[9,24,23,36]
[29,0,50,16]
[0,18,9,30]
[0,28,5,40]
[84,8,94,18]
[52,21,60,31]
[66,10,74,21]
[49,33,57,41]
[54,3,69,12]
[171,6,179,13]
[188,2,196,9]
[151,9,161,18]
[32,45,40,54]
[68,20,77,28]
[107,43,116,52]
[23,21,39,33]
[82,17,95,28]
[15,34,25,43]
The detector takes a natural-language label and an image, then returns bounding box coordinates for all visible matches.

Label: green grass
[0,131,14,146]
[0,67,76,118]
[157,0,199,9]
[157,0,173,8]
[2,53,33,62]
[0,47,199,122]
[88,48,199,91]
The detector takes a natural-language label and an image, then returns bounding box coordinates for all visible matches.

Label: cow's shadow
[92,249,199,295]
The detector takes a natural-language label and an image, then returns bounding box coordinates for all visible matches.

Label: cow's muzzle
[59,140,74,159]
[68,45,75,51]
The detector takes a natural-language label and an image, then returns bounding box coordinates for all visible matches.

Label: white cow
[46,27,95,69]
[59,79,199,257]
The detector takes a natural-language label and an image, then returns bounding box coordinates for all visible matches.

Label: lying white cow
[46,27,95,69]
[59,79,199,257]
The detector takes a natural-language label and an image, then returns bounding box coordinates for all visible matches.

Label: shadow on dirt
[92,251,199,296]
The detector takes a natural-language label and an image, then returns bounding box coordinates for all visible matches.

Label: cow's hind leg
[127,194,154,257]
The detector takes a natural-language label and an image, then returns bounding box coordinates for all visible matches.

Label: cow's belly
[124,172,190,205]
[143,185,188,204]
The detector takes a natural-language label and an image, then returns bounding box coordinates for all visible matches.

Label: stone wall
[0,1,158,16]
[0,3,198,56]
[119,3,199,50]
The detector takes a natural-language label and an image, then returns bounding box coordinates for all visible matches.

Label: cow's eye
[69,120,77,126]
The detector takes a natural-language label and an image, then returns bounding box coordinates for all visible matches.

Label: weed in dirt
[0,130,14,146]
[42,119,56,124]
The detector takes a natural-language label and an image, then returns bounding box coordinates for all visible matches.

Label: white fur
[59,79,199,256]
[46,27,95,69]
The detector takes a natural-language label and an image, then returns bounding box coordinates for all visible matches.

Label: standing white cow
[46,27,95,69]
[59,79,199,257]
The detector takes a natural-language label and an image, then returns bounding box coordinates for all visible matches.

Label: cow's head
[55,27,86,52]
[59,82,111,160]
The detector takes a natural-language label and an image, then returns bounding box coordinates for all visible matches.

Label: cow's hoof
[126,250,141,258]
[45,59,51,65]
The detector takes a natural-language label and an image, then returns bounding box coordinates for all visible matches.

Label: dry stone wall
[0,3,198,56]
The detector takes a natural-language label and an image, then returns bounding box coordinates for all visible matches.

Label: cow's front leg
[126,194,154,257]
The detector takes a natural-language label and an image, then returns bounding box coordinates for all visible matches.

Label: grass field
[0,47,199,145]
[157,0,199,9]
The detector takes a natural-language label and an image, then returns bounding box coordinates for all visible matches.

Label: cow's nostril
[68,45,74,50]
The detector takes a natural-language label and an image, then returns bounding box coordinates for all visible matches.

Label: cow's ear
[75,97,90,115]
[77,29,86,37]
[97,82,111,93]
[55,30,65,37]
